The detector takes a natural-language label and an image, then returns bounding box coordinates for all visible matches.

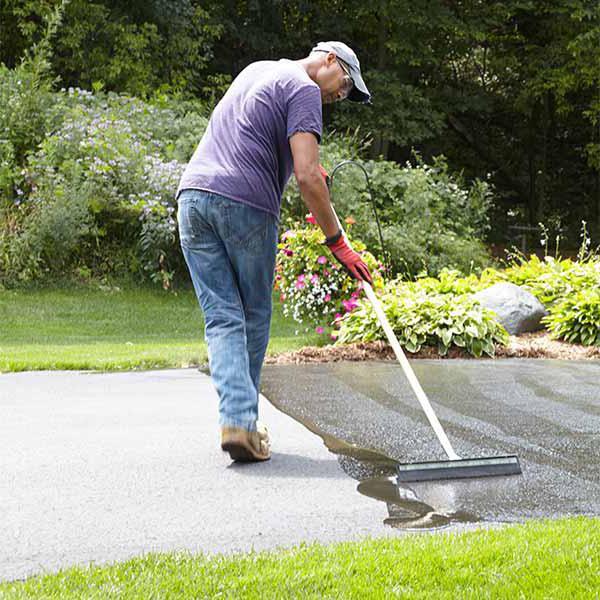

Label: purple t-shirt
[177,59,323,218]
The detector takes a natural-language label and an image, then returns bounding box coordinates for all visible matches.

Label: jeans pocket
[224,201,270,254]
[178,198,215,251]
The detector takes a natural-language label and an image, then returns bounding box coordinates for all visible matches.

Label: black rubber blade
[397,455,522,482]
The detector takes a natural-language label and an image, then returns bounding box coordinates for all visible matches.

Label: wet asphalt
[261,358,600,529]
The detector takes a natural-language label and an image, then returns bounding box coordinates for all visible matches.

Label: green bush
[281,146,494,278]
[275,218,385,337]
[337,281,509,357]
[406,267,503,295]
[501,254,600,306]
[1,87,208,287]
[543,289,600,346]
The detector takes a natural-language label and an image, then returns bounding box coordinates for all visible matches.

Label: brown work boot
[221,421,271,462]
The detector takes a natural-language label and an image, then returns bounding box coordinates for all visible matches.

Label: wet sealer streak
[261,359,600,530]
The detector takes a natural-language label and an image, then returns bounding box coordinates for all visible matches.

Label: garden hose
[329,160,389,271]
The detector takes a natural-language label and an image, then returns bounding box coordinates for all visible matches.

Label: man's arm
[289,132,341,240]
[289,131,373,283]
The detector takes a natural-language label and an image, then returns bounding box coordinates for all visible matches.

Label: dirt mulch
[264,331,600,364]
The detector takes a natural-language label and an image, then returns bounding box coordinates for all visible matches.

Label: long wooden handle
[362,281,460,460]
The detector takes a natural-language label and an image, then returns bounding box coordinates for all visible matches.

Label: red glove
[319,164,331,189]
[325,230,373,284]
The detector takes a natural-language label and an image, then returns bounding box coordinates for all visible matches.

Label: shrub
[543,289,600,346]
[406,267,503,295]
[501,254,600,306]
[275,216,385,337]
[281,146,494,278]
[1,87,207,287]
[337,282,510,357]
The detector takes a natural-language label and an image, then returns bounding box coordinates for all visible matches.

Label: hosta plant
[336,282,509,357]
[542,289,600,346]
[502,254,600,306]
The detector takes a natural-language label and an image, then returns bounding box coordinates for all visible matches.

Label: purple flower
[316,326,324,334]
[317,256,327,264]
[285,250,294,257]
[310,274,319,285]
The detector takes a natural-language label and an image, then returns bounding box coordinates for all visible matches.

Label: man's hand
[325,230,373,284]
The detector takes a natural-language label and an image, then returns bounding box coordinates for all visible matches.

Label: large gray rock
[473,282,547,335]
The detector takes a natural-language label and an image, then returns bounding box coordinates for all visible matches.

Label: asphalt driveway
[1,358,598,581]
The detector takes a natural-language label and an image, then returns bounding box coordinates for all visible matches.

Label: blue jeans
[177,189,279,431]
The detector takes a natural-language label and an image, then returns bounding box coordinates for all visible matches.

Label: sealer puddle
[266,393,480,531]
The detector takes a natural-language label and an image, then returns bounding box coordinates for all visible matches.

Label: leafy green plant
[281,151,495,278]
[406,267,503,295]
[499,221,600,307]
[543,289,600,346]
[337,282,509,357]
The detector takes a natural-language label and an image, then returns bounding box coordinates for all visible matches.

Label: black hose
[329,160,389,271]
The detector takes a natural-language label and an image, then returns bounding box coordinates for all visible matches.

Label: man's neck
[296,57,321,84]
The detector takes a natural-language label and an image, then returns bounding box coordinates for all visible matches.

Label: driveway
[2,358,599,581]
[261,359,600,528]
[0,369,396,582]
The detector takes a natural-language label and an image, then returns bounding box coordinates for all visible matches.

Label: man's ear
[326,52,337,66]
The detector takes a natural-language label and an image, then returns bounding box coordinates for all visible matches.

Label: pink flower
[330,332,338,340]
[281,230,295,240]
[324,293,331,302]
[334,313,342,321]
[323,269,330,276]
[316,326,324,334]
[295,281,305,290]
[275,275,282,281]
[317,256,327,264]
[279,293,286,302]
[310,274,319,285]
[297,274,305,282]
[305,213,316,225]
[342,299,358,312]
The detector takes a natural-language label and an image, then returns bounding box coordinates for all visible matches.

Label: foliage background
[3,0,597,243]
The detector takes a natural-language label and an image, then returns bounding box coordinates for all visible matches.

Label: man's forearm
[297,171,341,239]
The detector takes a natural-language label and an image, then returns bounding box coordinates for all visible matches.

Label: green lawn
[0,284,324,372]
[0,517,597,598]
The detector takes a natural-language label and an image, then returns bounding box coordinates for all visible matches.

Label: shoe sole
[221,441,271,462]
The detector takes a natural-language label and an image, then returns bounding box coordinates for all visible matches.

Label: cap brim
[346,66,371,103]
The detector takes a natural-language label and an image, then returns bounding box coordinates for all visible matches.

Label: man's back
[177,59,322,218]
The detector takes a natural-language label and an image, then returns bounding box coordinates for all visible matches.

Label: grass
[0,517,597,598]
[0,283,324,372]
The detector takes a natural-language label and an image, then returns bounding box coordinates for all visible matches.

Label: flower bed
[276,217,600,357]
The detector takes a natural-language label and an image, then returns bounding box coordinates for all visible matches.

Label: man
[177,41,373,463]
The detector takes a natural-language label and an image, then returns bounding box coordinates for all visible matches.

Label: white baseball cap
[311,41,371,104]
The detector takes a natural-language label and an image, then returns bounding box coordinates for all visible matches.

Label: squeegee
[362,281,522,483]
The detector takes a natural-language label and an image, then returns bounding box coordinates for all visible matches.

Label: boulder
[473,282,547,335]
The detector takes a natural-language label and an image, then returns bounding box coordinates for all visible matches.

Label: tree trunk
[369,9,388,160]
[527,105,539,227]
